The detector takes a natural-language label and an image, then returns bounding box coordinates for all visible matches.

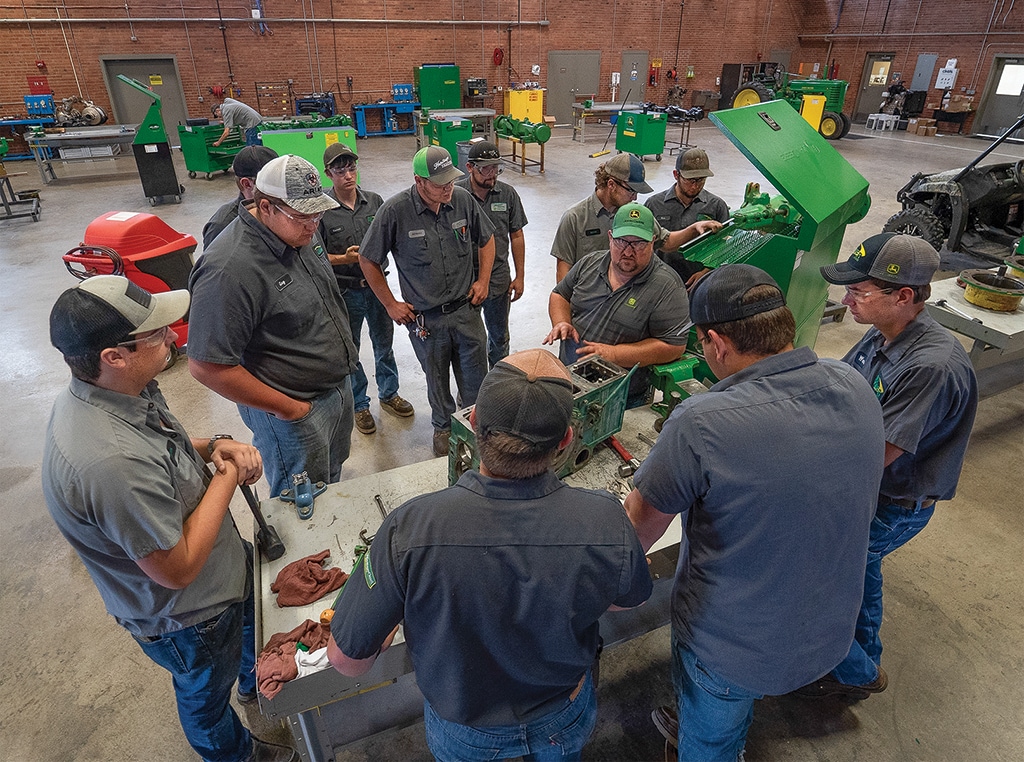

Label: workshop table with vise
[571,102,642,142]
[254,405,680,762]
[26,125,138,184]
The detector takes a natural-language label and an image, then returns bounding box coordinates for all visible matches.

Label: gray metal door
[547,51,601,125]
[853,52,896,122]
[973,56,1024,137]
[910,54,938,92]
[620,51,648,105]
[101,57,189,147]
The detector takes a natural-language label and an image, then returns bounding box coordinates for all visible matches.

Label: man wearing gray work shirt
[455,140,528,367]
[213,97,264,147]
[360,145,496,457]
[544,203,689,407]
[645,147,730,284]
[550,152,722,282]
[801,233,978,699]
[203,145,279,249]
[189,154,358,497]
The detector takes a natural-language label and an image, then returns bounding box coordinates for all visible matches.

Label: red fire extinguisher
[649,66,658,87]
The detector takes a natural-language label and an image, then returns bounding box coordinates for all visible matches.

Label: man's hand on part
[543,322,580,346]
[576,340,617,364]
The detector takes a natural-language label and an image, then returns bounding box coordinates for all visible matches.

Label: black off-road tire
[882,208,947,251]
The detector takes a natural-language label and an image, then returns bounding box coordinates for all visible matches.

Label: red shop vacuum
[63,211,196,360]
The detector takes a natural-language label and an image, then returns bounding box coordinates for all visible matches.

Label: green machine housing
[615,110,668,162]
[428,117,473,164]
[177,123,245,179]
[416,64,462,109]
[117,75,183,204]
[649,100,871,422]
[259,115,356,187]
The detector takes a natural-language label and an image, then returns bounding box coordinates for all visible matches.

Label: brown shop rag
[270,549,348,607]
[255,619,333,700]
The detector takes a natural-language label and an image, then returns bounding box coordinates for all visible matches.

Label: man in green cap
[359,145,496,457]
[544,202,690,406]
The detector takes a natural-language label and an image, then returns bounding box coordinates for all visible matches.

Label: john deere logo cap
[611,202,655,242]
[820,232,939,286]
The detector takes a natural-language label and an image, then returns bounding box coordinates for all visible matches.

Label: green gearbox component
[730,182,800,230]
[0,136,8,158]
[260,114,352,131]
[649,348,716,428]
[495,114,551,144]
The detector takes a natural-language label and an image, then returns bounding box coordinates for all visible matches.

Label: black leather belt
[423,295,470,315]
[880,495,936,510]
[336,276,369,289]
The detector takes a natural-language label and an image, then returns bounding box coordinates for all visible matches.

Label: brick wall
[1,0,1021,129]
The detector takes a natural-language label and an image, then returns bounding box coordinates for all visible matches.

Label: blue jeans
[423,671,597,761]
[238,380,353,497]
[133,582,255,762]
[672,635,761,762]
[831,499,936,686]
[244,126,262,146]
[481,292,511,368]
[408,304,487,430]
[342,287,400,411]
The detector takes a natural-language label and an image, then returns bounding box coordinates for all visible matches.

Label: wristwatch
[207,434,233,457]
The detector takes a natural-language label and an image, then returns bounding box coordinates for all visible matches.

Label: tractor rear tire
[882,208,946,251]
[732,82,773,108]
[839,112,852,138]
[819,111,843,140]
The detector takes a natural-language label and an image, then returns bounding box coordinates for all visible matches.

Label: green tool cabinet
[177,124,245,179]
[615,111,667,162]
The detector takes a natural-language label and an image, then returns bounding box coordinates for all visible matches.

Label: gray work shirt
[634,346,885,695]
[319,186,384,287]
[550,193,669,268]
[644,186,730,229]
[188,202,357,400]
[42,378,248,637]
[359,185,495,311]
[219,98,262,131]
[844,310,978,502]
[552,250,690,348]
[455,177,528,297]
[202,195,243,250]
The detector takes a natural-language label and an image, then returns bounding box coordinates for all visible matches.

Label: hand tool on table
[606,434,642,477]
[636,431,658,448]
[239,484,287,561]
[590,88,631,158]
[931,299,982,323]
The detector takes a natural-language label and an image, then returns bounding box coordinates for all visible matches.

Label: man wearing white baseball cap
[189,154,360,497]
[43,276,297,762]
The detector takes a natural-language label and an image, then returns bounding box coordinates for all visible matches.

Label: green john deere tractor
[731,67,852,140]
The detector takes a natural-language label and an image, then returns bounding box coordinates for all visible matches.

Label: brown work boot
[651,705,678,749]
[792,666,888,700]
[246,737,299,762]
[354,409,376,435]
[381,394,414,417]
[432,429,450,457]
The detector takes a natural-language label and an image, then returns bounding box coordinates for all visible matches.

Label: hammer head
[257,524,286,561]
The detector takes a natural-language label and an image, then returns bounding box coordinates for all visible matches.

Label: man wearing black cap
[42,275,297,762]
[455,140,529,367]
[550,152,722,282]
[319,142,413,437]
[189,154,359,497]
[327,348,651,760]
[804,234,978,698]
[203,145,280,249]
[625,264,884,759]
[645,147,731,284]
[359,145,496,457]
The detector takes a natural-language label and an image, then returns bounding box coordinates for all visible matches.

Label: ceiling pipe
[0,15,550,25]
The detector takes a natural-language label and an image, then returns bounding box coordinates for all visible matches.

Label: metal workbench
[414,108,496,147]
[571,102,642,142]
[254,406,680,762]
[926,273,1024,397]
[26,125,138,184]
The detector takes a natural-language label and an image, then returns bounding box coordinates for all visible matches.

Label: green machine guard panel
[709,100,870,348]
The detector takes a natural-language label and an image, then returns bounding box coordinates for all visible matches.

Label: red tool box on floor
[62,211,196,347]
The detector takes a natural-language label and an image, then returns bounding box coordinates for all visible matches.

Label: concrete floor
[1,120,1022,762]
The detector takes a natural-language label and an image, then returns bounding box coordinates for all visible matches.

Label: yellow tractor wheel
[731,82,773,108]
[819,111,843,140]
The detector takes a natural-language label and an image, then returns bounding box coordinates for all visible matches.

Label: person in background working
[359,145,495,458]
[550,152,722,282]
[545,203,690,408]
[213,97,264,147]
[645,147,730,286]
[42,275,298,762]
[625,264,884,759]
[801,233,978,699]
[188,154,358,497]
[319,142,414,436]
[455,140,528,367]
[203,145,279,249]
[327,348,652,761]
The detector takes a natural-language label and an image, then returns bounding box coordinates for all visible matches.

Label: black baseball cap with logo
[820,233,940,286]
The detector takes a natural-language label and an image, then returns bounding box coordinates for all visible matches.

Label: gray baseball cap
[820,233,940,286]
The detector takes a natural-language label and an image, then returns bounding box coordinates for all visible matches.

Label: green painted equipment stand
[116,75,183,205]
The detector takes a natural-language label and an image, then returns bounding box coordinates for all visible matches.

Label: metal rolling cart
[177,122,245,179]
[615,110,667,162]
[116,75,184,205]
[571,101,642,142]
[26,125,138,185]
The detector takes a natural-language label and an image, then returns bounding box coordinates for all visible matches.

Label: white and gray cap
[255,154,340,214]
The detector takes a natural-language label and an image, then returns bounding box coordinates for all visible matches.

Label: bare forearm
[603,339,684,368]
[549,292,573,327]
[476,238,495,287]
[624,489,674,553]
[510,231,526,280]
[189,359,305,420]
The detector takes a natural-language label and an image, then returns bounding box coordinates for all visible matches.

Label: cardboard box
[907,118,920,133]
[917,118,937,127]
[922,125,938,136]
[945,99,973,113]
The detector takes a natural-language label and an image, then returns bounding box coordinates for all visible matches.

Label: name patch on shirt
[853,351,868,367]
[408,229,426,239]
[585,228,601,237]
[276,273,293,291]
[490,202,508,212]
